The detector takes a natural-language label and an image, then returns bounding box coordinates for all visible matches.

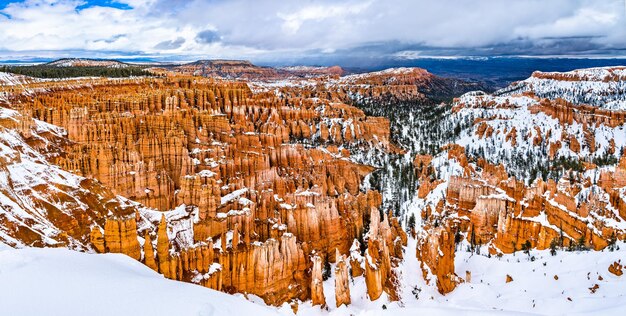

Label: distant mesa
[169,59,345,80]
[277,65,346,78]
[171,59,276,79]
[45,58,131,68]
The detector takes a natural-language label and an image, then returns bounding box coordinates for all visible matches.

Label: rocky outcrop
[349,239,365,278]
[364,209,402,301]
[506,275,513,283]
[609,260,623,277]
[143,231,158,271]
[90,227,105,253]
[336,68,486,102]
[470,194,515,244]
[217,233,308,305]
[102,217,141,260]
[334,249,351,307]
[416,222,459,294]
[172,60,279,79]
[169,60,346,81]
[311,254,326,307]
[156,215,174,278]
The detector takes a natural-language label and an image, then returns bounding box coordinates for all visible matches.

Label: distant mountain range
[4,56,626,89]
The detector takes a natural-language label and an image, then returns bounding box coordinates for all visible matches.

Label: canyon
[1,61,625,314]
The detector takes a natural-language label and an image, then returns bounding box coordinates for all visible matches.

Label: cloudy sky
[0,0,625,63]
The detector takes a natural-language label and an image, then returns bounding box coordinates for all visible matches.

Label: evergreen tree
[407,213,416,233]
[549,239,558,256]
[522,240,532,256]
[322,259,332,281]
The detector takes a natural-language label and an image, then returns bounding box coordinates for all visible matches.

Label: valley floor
[2,239,623,316]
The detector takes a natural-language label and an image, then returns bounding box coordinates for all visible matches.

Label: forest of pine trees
[1,65,155,78]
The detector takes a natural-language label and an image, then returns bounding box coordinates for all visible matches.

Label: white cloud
[0,0,624,60]
[514,4,621,40]
[277,1,372,34]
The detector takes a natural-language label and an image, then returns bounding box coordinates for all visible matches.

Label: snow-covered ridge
[277,66,333,71]
[0,72,39,86]
[46,58,130,68]
[339,67,427,82]
[442,66,626,181]
[498,66,626,110]
[531,67,626,82]
[451,91,626,181]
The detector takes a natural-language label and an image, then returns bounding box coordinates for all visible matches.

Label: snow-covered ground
[292,238,626,316]
[1,238,623,316]
[0,245,279,316]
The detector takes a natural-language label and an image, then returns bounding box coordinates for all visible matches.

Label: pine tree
[608,233,617,252]
[407,213,416,233]
[549,239,558,256]
[322,259,331,281]
[470,225,476,251]
[522,240,532,256]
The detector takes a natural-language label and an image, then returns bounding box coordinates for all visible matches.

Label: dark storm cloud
[154,37,186,50]
[195,30,221,44]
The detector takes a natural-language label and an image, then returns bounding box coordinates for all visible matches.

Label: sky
[0,0,625,64]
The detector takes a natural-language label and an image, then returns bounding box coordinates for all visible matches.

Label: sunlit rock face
[411,67,626,295]
[0,68,417,306]
[416,222,459,294]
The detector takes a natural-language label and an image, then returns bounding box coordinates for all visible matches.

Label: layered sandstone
[363,209,404,301]
[311,254,326,307]
[334,249,351,307]
[102,217,141,260]
[416,222,459,294]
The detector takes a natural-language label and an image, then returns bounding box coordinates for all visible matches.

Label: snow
[339,67,420,83]
[450,90,626,182]
[46,58,130,68]
[197,170,217,178]
[292,238,626,316]
[0,71,38,86]
[280,203,295,210]
[498,66,626,110]
[0,247,279,316]
[220,188,248,205]
[278,66,331,71]
[0,108,117,248]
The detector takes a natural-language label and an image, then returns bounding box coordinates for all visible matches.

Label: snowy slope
[292,239,626,316]
[0,72,39,103]
[453,92,626,179]
[1,240,624,316]
[0,246,279,316]
[0,71,38,86]
[0,106,140,249]
[500,67,626,110]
